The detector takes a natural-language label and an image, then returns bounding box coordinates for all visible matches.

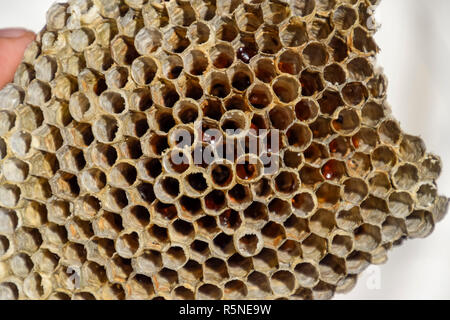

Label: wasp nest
[0,0,448,300]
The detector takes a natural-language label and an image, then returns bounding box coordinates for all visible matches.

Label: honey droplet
[332,115,344,131]
[329,139,339,154]
[321,160,343,180]
[352,136,360,149]
[291,194,303,209]
[237,47,256,64]
[249,92,270,109]
[278,61,296,74]
[236,163,256,180]
[157,203,177,220]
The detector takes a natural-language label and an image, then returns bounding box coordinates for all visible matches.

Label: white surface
[0,0,449,300]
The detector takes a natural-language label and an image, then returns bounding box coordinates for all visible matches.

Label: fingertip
[0,29,36,89]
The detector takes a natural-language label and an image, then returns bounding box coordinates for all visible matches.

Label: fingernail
[0,28,33,39]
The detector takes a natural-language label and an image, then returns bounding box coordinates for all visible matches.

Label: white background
[0,0,449,299]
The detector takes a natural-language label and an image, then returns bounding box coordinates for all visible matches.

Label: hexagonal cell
[280,19,308,47]
[224,280,248,299]
[109,162,138,188]
[270,270,296,296]
[253,58,277,83]
[204,257,229,283]
[301,234,327,261]
[197,283,223,300]
[169,219,195,244]
[300,70,324,97]
[93,211,123,240]
[247,271,272,299]
[360,195,389,225]
[354,224,382,252]
[332,5,357,30]
[324,63,346,85]
[393,163,419,190]
[309,209,336,238]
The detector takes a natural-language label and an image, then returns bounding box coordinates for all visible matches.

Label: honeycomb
[0,0,448,300]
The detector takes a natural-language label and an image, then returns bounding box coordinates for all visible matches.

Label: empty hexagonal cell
[283,214,310,241]
[132,249,163,277]
[80,168,106,193]
[270,270,296,296]
[178,259,203,285]
[253,58,277,83]
[189,240,210,263]
[169,219,195,244]
[23,272,52,299]
[300,70,324,96]
[262,221,287,248]
[368,172,391,198]
[354,224,382,252]
[175,196,201,221]
[316,182,341,207]
[204,257,229,283]
[268,198,292,223]
[324,63,346,85]
[66,217,94,243]
[115,232,141,258]
[0,281,19,300]
[293,261,319,288]
[247,271,272,299]
[153,202,178,226]
[272,76,300,103]
[203,190,226,214]
[405,210,434,238]
[309,209,336,238]
[217,209,241,234]
[319,254,346,285]
[196,283,223,300]
[346,152,372,178]
[215,16,238,42]
[295,99,319,122]
[161,246,188,271]
[232,228,262,258]
[154,175,180,202]
[393,163,419,190]
[0,208,18,235]
[378,119,402,146]
[31,248,60,274]
[347,57,373,81]
[329,232,354,257]
[229,64,253,92]
[131,57,158,85]
[280,19,308,47]
[2,158,29,183]
[188,21,210,44]
[0,234,11,259]
[303,42,329,67]
[10,253,34,278]
[360,195,389,225]
[332,108,360,135]
[93,211,123,240]
[109,162,137,188]
[382,216,406,243]
[106,255,133,283]
[172,286,195,300]
[302,234,327,261]
[223,280,248,299]
[332,5,357,30]
[101,283,126,300]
